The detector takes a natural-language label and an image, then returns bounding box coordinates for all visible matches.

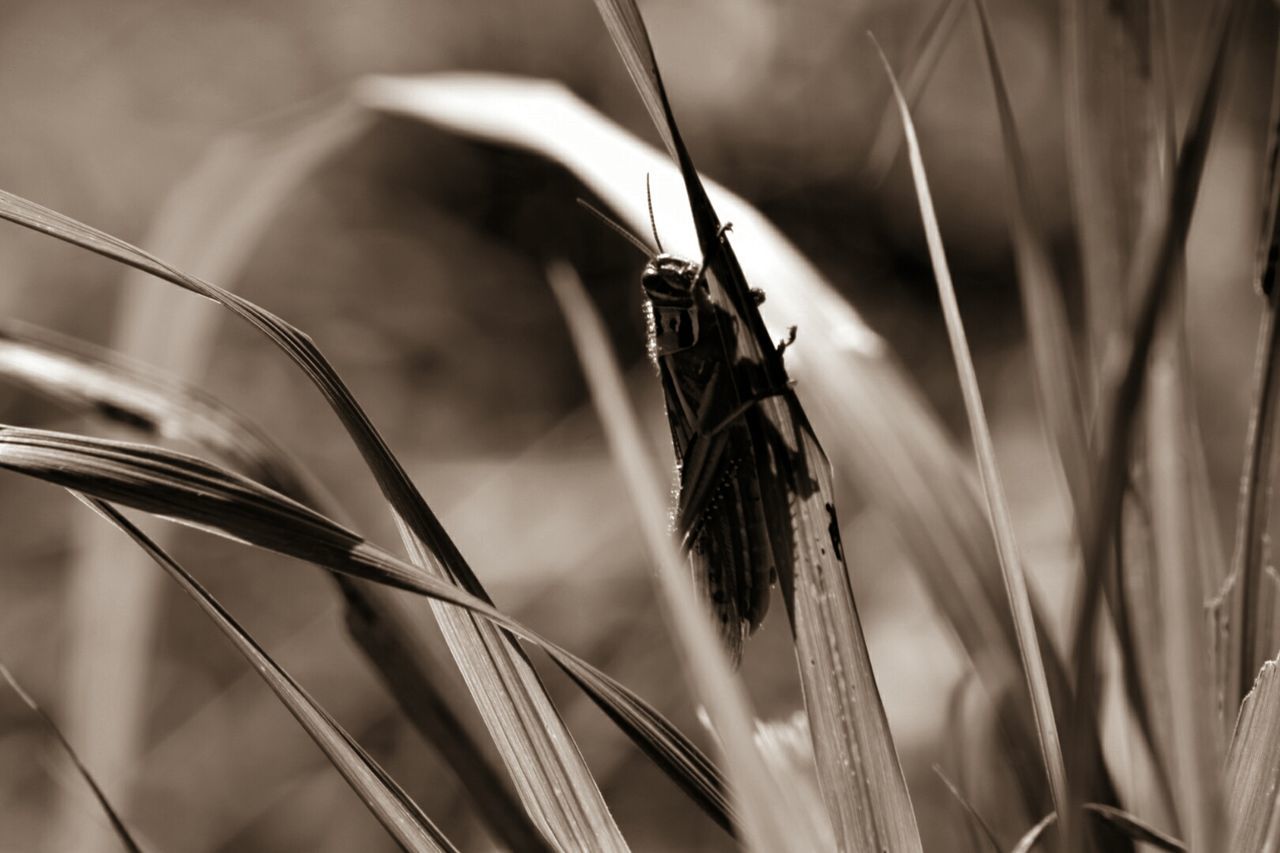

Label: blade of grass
[934,765,1002,853]
[862,0,965,185]
[1229,31,1280,712]
[52,100,371,853]
[0,187,626,851]
[970,0,1179,829]
[71,496,455,853]
[1226,657,1280,851]
[76,497,455,852]
[1011,813,1057,853]
[547,261,821,852]
[0,424,736,837]
[1012,807,1187,853]
[0,318,555,853]
[584,4,925,848]
[1146,305,1225,850]
[969,0,1092,580]
[1066,3,1248,850]
[1083,804,1185,852]
[354,69,1064,819]
[872,33,1069,837]
[1060,0,1161,382]
[0,664,143,853]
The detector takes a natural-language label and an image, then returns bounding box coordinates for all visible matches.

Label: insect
[583,192,798,663]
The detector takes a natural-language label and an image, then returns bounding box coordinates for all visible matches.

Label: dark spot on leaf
[94,400,156,433]
[825,503,845,564]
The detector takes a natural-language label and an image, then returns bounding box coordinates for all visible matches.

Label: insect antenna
[645,173,664,253]
[576,198,652,257]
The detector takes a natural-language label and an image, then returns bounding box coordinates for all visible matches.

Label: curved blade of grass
[1066,5,1246,850]
[1226,657,1280,851]
[4,322,718,840]
[1083,804,1185,852]
[0,664,143,853]
[68,496,455,853]
[872,35,1069,835]
[52,101,371,853]
[354,69,1063,818]
[970,0,1180,827]
[1011,813,1057,853]
[0,189,625,851]
[934,765,1002,853]
[862,0,965,185]
[1229,36,1280,712]
[547,261,820,852]
[584,4,923,849]
[1012,807,1186,853]
[0,424,735,837]
[0,320,552,853]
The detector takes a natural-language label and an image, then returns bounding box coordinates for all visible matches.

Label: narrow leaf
[1060,0,1162,376]
[0,319,552,852]
[1229,36,1280,710]
[934,765,1002,853]
[1011,813,1056,853]
[585,4,923,849]
[71,496,455,853]
[1226,657,1280,851]
[1147,304,1224,847]
[1066,6,1246,850]
[547,261,819,852]
[0,187,625,851]
[354,70,1064,816]
[970,0,1092,563]
[0,424,735,836]
[0,664,143,853]
[863,0,965,185]
[873,34,1069,831]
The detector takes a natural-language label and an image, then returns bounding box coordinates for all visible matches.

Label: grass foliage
[1,0,1278,850]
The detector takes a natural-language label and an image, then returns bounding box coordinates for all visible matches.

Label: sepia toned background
[0,0,1274,850]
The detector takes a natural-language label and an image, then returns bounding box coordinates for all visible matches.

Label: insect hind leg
[703,382,795,439]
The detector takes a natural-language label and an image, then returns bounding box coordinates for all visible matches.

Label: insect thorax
[642,255,703,356]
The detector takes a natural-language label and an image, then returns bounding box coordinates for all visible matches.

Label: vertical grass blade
[862,0,965,185]
[354,69,1060,822]
[1066,3,1247,849]
[969,0,1092,562]
[873,35,1069,838]
[70,496,455,853]
[0,187,626,851]
[547,262,821,853]
[1229,33,1280,711]
[0,664,143,853]
[971,0,1178,825]
[1146,310,1225,850]
[1226,658,1280,851]
[1060,0,1162,379]
[582,4,924,848]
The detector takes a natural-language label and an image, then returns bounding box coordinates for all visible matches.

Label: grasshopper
[584,194,798,663]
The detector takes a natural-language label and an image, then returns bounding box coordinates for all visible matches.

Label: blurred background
[0,0,1274,850]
